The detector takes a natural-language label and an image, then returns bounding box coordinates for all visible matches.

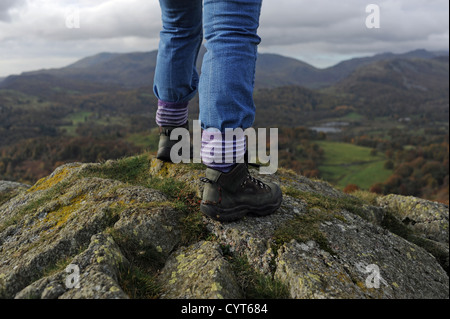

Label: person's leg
[200,0,262,131]
[199,0,282,222]
[154,0,202,160]
[200,0,262,173]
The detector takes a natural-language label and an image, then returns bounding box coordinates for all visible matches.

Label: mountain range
[0,48,448,203]
[1,48,448,94]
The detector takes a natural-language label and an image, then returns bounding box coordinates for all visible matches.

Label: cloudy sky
[0,0,448,77]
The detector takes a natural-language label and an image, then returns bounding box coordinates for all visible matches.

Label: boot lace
[200,177,213,184]
[243,174,268,189]
[200,173,268,190]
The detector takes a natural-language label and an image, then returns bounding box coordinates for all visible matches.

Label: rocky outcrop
[377,194,449,273]
[0,154,448,299]
[377,194,449,244]
[158,241,242,299]
[0,181,29,207]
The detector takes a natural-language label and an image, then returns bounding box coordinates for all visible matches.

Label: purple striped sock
[201,130,246,173]
[156,100,189,127]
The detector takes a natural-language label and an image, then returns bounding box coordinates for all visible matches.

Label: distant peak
[65,52,121,69]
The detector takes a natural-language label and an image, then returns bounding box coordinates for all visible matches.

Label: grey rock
[377,194,449,273]
[158,241,242,299]
[0,180,30,206]
[377,194,449,244]
[0,181,30,194]
[205,195,307,275]
[1,157,448,299]
[276,210,448,299]
[15,233,129,299]
[113,205,182,258]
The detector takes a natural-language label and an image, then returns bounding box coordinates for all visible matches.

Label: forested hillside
[0,50,448,203]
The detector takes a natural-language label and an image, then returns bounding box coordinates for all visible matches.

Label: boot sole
[200,195,282,222]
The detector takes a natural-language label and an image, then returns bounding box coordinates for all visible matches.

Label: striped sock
[201,129,246,173]
[156,100,189,127]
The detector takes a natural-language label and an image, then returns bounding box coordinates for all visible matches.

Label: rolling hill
[2,48,448,95]
[332,55,449,119]
[0,48,448,202]
[1,49,448,135]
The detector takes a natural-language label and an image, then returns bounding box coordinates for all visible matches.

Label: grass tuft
[223,248,290,299]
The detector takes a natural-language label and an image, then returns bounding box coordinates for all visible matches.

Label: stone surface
[377,194,449,273]
[0,180,30,206]
[15,233,129,299]
[0,155,448,299]
[158,241,242,299]
[278,211,448,299]
[377,194,449,244]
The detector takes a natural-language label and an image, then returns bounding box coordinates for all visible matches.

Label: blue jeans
[154,0,262,132]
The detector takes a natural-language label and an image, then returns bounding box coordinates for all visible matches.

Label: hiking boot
[157,122,189,162]
[200,163,282,222]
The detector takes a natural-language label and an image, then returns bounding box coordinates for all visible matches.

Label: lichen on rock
[377,194,449,244]
[15,233,129,299]
[0,154,448,299]
[158,241,242,299]
[0,181,30,207]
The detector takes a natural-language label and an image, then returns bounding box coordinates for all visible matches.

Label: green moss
[225,251,289,299]
[109,228,164,299]
[0,179,72,233]
[43,194,87,232]
[145,171,207,247]
[275,187,371,254]
[350,190,380,205]
[27,166,75,192]
[273,208,337,255]
[117,263,161,299]
[109,228,165,270]
[283,186,365,217]
[81,154,198,207]
[41,244,88,278]
[81,154,150,186]
[381,211,449,273]
[180,211,209,246]
[189,163,207,170]
[0,191,16,207]
[82,155,208,246]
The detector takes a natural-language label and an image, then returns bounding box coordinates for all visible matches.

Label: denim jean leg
[154,0,203,104]
[199,0,262,132]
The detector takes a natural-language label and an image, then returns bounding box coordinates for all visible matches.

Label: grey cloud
[259,0,449,50]
[1,0,161,42]
[0,0,25,21]
[0,0,23,11]
[0,0,448,76]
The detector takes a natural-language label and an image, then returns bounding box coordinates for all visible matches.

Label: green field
[61,111,131,136]
[316,141,393,190]
[61,111,93,135]
[126,129,159,150]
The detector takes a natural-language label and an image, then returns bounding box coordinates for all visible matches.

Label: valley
[0,49,448,204]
